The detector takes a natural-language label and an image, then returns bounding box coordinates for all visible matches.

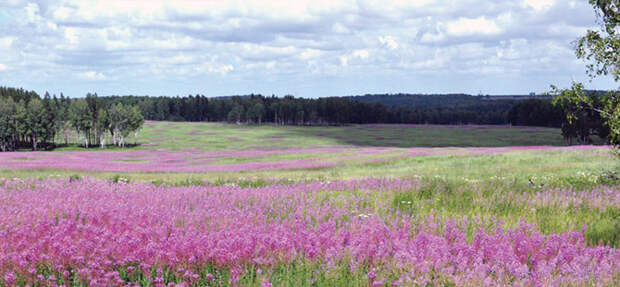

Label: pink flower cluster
[0,145,608,173]
[407,145,609,157]
[0,148,350,173]
[526,186,620,210]
[0,178,617,286]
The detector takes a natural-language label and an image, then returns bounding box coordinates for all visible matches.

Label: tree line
[104,93,547,125]
[1,86,614,151]
[0,87,144,151]
[103,93,612,144]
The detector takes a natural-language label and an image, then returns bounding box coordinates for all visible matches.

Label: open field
[0,122,618,286]
[3,121,614,185]
[54,121,575,152]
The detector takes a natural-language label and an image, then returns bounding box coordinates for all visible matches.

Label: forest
[0,87,144,151]
[0,86,613,151]
[105,93,548,125]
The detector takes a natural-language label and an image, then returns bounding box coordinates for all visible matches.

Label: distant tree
[69,100,93,148]
[247,102,265,124]
[0,98,17,151]
[227,104,244,124]
[40,92,57,148]
[107,103,144,147]
[127,105,145,145]
[55,94,72,145]
[108,103,128,147]
[22,98,50,151]
[96,109,110,148]
[85,93,103,146]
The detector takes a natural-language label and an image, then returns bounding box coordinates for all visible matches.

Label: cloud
[0,37,14,49]
[379,36,398,50]
[0,0,610,97]
[352,50,369,59]
[522,0,555,12]
[0,63,7,71]
[445,17,502,36]
[340,49,369,66]
[208,64,234,75]
[77,71,106,80]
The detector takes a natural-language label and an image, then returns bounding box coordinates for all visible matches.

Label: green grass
[1,148,616,188]
[51,121,584,152]
[8,121,610,187]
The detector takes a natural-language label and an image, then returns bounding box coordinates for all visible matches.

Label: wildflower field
[0,122,618,286]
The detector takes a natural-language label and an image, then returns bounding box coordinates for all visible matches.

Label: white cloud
[63,27,78,45]
[211,64,234,74]
[339,49,369,66]
[195,62,234,75]
[300,49,323,60]
[0,0,609,96]
[445,17,502,36]
[379,36,398,50]
[0,37,14,50]
[78,71,106,80]
[332,23,350,34]
[24,2,40,23]
[420,32,445,43]
[0,63,7,71]
[352,50,369,59]
[523,0,555,11]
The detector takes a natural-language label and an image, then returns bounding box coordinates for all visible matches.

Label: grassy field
[0,121,614,189]
[0,122,618,286]
[2,121,611,185]
[53,121,574,152]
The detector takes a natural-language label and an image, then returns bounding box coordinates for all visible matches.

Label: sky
[0,0,617,98]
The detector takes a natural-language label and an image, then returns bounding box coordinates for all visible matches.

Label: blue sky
[0,0,616,98]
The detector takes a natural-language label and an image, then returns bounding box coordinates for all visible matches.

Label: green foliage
[247,102,265,124]
[576,0,619,81]
[506,98,564,127]
[69,99,93,147]
[552,84,619,150]
[552,1,619,153]
[0,89,146,151]
[551,83,611,144]
[98,93,558,126]
[0,97,17,152]
[0,91,57,151]
[584,207,620,247]
[107,103,145,147]
[227,103,244,124]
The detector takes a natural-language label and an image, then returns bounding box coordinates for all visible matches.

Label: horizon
[2,87,565,99]
[0,0,618,98]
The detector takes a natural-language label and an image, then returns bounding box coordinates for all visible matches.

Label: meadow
[0,122,618,286]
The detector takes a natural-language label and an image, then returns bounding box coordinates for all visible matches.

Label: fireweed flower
[0,177,617,286]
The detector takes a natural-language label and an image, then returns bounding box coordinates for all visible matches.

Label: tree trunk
[83,133,89,148]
